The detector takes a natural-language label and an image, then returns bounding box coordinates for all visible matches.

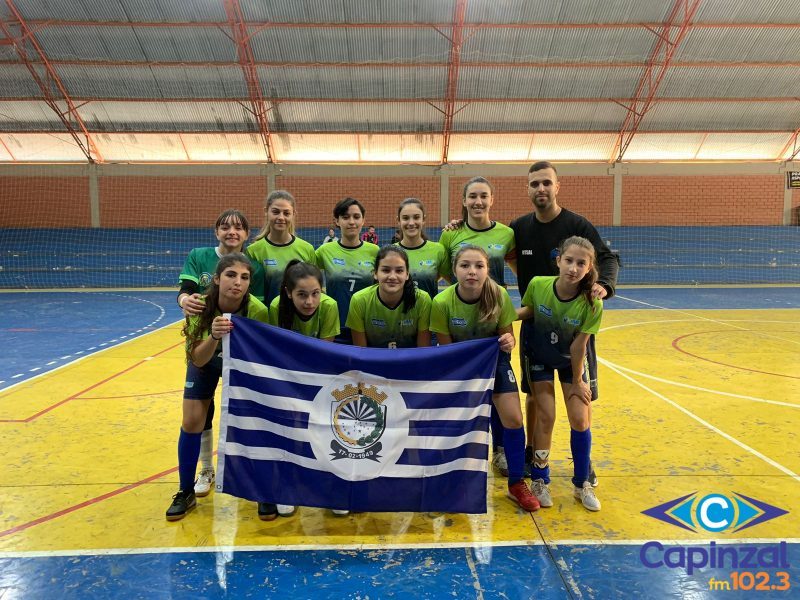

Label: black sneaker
[257,502,278,521]
[166,490,196,521]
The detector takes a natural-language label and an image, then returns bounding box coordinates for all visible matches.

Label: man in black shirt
[510,160,619,505]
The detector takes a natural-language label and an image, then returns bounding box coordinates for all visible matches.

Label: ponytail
[478,278,503,323]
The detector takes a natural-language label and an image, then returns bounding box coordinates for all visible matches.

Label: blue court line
[0,543,794,599]
[0,291,182,389]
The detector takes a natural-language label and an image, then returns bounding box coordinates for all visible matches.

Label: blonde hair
[453,245,503,323]
[255,190,296,240]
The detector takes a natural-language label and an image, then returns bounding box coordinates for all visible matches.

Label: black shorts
[184,360,222,400]
[519,322,599,400]
[493,352,519,394]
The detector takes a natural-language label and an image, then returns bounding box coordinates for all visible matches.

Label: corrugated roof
[642,101,800,132]
[659,66,800,98]
[0,132,87,161]
[466,0,671,24]
[695,132,792,160]
[77,100,258,132]
[675,28,800,62]
[0,101,64,131]
[12,0,226,22]
[693,0,800,23]
[266,102,442,133]
[240,0,454,24]
[453,102,627,132]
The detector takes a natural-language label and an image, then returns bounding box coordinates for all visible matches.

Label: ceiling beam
[0,0,102,163]
[441,0,467,164]
[3,59,799,68]
[222,0,274,162]
[776,127,800,161]
[23,20,800,30]
[0,129,792,135]
[612,0,703,162]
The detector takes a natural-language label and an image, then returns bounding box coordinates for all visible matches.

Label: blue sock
[503,426,525,483]
[490,405,505,451]
[530,465,550,484]
[178,428,202,493]
[570,428,592,488]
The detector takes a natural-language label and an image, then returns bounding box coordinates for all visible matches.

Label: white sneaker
[277,504,296,517]
[331,509,350,516]
[574,482,601,512]
[531,478,553,508]
[491,447,509,477]
[193,468,215,497]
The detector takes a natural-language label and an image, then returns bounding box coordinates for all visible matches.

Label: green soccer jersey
[246,235,316,304]
[395,240,448,298]
[520,276,603,368]
[346,284,432,348]
[430,283,517,343]
[268,293,340,340]
[186,295,270,369]
[438,222,515,286]
[315,241,380,336]
[179,246,266,302]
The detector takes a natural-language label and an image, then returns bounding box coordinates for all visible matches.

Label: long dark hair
[559,236,598,310]
[452,245,503,323]
[183,252,253,361]
[278,259,324,330]
[397,197,428,241]
[375,245,416,313]
[461,176,494,222]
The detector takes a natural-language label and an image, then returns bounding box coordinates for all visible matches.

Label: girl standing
[166,253,270,521]
[430,245,539,512]
[247,190,316,305]
[517,236,602,512]
[347,246,431,349]
[394,198,448,299]
[315,197,379,344]
[177,209,265,498]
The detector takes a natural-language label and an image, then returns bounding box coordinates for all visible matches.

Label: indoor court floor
[0,286,798,599]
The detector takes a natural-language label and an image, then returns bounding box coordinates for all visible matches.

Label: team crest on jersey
[199,272,212,287]
[358,260,374,268]
[538,305,552,317]
[487,243,503,250]
[451,317,468,327]
[333,258,346,266]
[371,319,387,327]
[264,258,278,266]
[563,317,581,326]
[420,259,434,266]
[329,382,387,461]
[400,319,413,327]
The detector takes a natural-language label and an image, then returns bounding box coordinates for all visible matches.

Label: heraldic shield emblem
[330,382,387,461]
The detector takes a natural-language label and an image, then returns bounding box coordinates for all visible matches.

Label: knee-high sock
[178,429,202,492]
[503,426,525,483]
[490,405,505,450]
[199,430,214,471]
[204,399,215,430]
[570,428,592,488]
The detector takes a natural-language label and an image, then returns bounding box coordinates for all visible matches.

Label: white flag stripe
[229,357,494,394]
[223,443,487,480]
[229,386,311,413]
[406,405,491,422]
[404,430,488,450]
[227,414,309,443]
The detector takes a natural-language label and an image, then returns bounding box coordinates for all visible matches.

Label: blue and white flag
[217,315,499,513]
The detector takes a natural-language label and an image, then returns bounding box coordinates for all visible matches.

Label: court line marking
[600,357,800,485]
[607,363,799,409]
[601,318,799,333]
[614,295,800,347]
[0,292,176,393]
[463,548,485,600]
[1,538,798,559]
[0,318,183,396]
[672,330,799,380]
[0,341,183,423]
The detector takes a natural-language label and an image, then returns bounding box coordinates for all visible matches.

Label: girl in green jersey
[348,246,431,349]
[430,245,539,513]
[395,198,448,299]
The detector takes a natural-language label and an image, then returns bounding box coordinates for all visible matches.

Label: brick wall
[0,177,90,227]
[621,175,785,225]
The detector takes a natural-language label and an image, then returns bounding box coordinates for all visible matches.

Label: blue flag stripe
[226,427,315,459]
[404,431,487,451]
[229,370,320,402]
[228,398,310,429]
[398,443,488,466]
[221,457,487,513]
[227,414,309,440]
[409,416,491,438]
[405,405,491,423]
[401,390,492,409]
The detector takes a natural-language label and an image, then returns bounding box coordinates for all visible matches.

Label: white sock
[200,429,214,471]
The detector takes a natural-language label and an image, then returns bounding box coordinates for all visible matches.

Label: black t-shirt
[510,208,619,297]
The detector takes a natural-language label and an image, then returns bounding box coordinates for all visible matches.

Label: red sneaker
[507,480,540,512]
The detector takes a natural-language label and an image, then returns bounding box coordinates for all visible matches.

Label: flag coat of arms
[217,315,499,513]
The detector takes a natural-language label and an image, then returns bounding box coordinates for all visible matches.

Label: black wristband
[210,333,222,341]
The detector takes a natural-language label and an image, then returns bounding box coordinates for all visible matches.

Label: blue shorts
[184,361,222,400]
[493,352,519,394]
